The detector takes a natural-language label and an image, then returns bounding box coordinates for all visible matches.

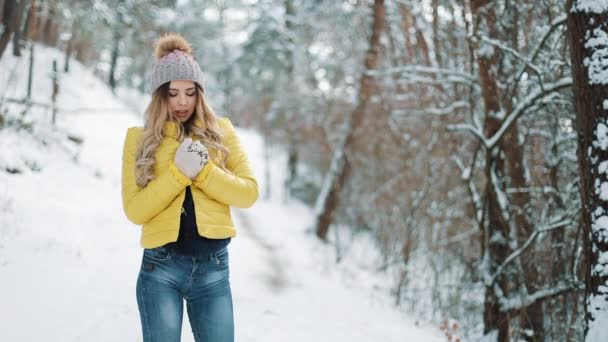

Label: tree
[567,1,608,340]
[469,1,513,339]
[11,0,30,57]
[313,0,385,240]
[0,0,29,59]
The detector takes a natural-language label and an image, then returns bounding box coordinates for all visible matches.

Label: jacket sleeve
[192,118,259,208]
[121,127,192,225]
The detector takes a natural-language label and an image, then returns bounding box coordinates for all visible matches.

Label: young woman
[121,33,258,342]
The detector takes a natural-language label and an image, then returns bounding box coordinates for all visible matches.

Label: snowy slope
[0,44,443,342]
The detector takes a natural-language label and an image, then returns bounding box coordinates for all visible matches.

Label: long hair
[134,82,231,188]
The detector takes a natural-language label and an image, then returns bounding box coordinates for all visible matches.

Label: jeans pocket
[214,247,229,266]
[143,246,171,261]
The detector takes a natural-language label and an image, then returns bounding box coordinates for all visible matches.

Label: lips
[175,110,189,117]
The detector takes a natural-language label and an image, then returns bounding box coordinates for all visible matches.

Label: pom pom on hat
[154,33,193,60]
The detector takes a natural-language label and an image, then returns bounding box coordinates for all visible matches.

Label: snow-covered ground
[0,44,444,341]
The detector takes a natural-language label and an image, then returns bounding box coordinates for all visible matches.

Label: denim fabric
[136,245,233,342]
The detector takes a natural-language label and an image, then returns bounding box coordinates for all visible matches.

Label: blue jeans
[136,245,234,342]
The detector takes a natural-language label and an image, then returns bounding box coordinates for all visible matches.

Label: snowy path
[233,209,288,292]
[0,44,443,342]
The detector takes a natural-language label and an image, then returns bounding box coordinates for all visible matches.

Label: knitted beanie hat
[150,33,205,94]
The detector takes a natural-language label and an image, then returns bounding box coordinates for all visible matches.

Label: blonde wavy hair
[134,82,231,188]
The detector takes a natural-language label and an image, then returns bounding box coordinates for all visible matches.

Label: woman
[121,33,258,342]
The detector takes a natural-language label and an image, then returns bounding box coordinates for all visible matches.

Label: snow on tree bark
[567,0,608,341]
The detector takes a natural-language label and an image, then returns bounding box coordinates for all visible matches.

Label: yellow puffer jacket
[121,116,258,248]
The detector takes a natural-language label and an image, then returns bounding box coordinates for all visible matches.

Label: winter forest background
[1,0,608,341]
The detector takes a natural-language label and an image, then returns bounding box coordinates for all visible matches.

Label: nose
[178,93,187,106]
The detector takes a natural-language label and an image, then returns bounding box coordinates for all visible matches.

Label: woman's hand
[174,137,210,179]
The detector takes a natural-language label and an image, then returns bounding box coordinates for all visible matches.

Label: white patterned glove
[174,137,209,179]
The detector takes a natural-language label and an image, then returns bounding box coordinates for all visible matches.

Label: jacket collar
[162,117,205,138]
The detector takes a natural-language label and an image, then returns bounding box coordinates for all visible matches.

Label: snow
[477,42,495,59]
[592,216,608,244]
[572,0,608,14]
[478,330,498,342]
[489,231,507,246]
[461,167,471,180]
[598,160,608,173]
[0,43,442,341]
[583,27,608,85]
[593,122,608,150]
[594,206,605,216]
[592,252,608,276]
[599,182,608,201]
[587,291,608,342]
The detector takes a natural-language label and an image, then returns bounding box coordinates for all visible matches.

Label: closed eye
[169,92,196,97]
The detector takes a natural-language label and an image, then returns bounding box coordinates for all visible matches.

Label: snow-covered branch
[480,36,542,76]
[446,123,486,144]
[490,162,511,225]
[450,78,573,149]
[498,280,583,312]
[365,64,477,84]
[452,148,483,223]
[486,77,573,149]
[487,218,574,286]
[391,100,469,118]
[509,14,567,93]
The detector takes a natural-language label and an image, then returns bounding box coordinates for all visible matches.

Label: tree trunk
[0,0,5,22]
[0,0,17,59]
[314,0,385,240]
[471,0,511,340]
[411,13,431,66]
[283,0,298,204]
[431,0,441,66]
[12,0,30,57]
[64,34,72,73]
[25,0,37,41]
[108,28,120,91]
[399,4,416,64]
[566,2,608,341]
[32,8,43,42]
[27,41,33,100]
[500,3,544,338]
[547,112,568,341]
[504,121,545,342]
[51,59,58,124]
[41,8,54,45]
[21,0,34,42]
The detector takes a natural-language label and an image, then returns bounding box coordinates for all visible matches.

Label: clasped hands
[174,137,210,179]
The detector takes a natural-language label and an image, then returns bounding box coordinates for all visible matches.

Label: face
[167,80,197,123]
